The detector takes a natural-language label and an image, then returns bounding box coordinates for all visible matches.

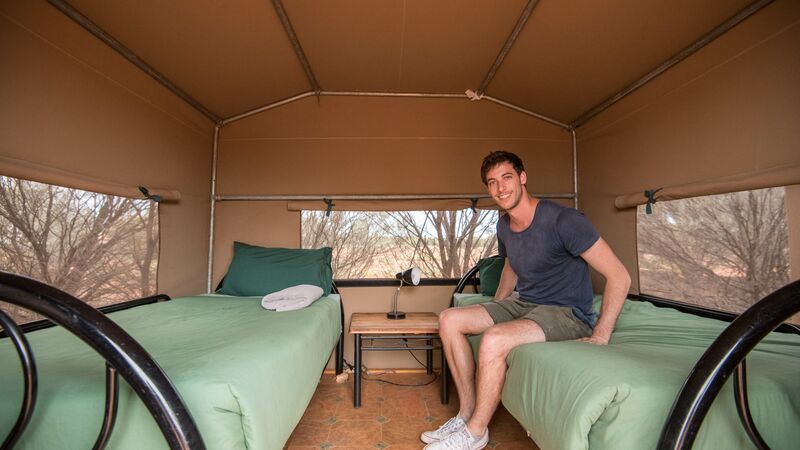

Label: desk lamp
[387,267,421,320]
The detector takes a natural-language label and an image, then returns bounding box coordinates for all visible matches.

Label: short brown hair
[480,151,525,185]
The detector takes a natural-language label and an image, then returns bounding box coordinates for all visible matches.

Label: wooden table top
[349,312,439,334]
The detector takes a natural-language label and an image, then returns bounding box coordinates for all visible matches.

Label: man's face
[485,161,527,211]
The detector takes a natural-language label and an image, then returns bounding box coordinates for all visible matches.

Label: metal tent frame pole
[571,129,578,209]
[271,0,321,94]
[222,91,571,130]
[223,91,468,126]
[476,0,541,96]
[482,96,570,130]
[216,193,576,202]
[45,0,221,124]
[206,126,219,293]
[221,92,316,126]
[570,0,774,129]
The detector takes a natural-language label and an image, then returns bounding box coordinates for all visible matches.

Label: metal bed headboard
[0,271,205,450]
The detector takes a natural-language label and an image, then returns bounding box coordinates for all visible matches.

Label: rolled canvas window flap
[0,155,180,201]
[615,163,800,209]
[287,198,498,212]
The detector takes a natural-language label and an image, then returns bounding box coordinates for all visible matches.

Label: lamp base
[386,311,406,320]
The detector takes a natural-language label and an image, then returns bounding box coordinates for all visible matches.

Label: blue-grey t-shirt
[497,199,600,327]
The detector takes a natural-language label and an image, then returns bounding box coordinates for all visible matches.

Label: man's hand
[577,334,609,345]
[577,238,631,348]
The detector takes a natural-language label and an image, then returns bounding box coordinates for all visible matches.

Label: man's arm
[493,259,518,301]
[578,238,631,345]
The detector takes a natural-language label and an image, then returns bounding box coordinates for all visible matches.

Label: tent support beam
[271,0,322,94]
[45,0,221,124]
[206,125,220,293]
[222,92,317,125]
[569,0,774,129]
[215,193,576,202]
[476,0,540,96]
[222,91,571,130]
[483,96,570,130]
[571,129,578,209]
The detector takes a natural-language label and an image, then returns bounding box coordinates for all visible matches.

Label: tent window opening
[0,176,160,325]
[301,209,499,279]
[637,186,799,324]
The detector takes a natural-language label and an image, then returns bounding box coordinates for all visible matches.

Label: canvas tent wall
[0,0,215,297]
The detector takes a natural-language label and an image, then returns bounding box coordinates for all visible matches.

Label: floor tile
[284,373,537,449]
[381,417,430,447]
[284,422,331,446]
[328,420,382,447]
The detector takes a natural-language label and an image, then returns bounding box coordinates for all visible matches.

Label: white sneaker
[420,415,467,444]
[423,426,489,450]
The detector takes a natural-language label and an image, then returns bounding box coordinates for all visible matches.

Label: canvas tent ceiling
[59,0,757,124]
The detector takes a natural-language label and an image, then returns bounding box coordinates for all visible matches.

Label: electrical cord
[347,339,441,387]
[361,370,438,387]
[404,339,434,368]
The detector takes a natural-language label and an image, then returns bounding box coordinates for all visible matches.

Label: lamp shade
[396,267,421,285]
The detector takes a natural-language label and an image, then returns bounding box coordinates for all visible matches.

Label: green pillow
[218,242,333,297]
[477,256,504,296]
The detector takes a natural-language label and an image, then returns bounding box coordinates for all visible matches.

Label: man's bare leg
[466,319,546,437]
[438,305,494,419]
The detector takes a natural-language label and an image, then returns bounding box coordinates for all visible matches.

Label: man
[422,151,631,450]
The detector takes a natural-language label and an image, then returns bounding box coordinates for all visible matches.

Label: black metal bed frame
[0,271,346,450]
[0,294,171,339]
[452,263,800,450]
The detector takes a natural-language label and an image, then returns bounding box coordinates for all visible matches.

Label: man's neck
[507,195,538,231]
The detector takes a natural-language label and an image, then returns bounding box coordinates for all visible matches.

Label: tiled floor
[284,371,539,449]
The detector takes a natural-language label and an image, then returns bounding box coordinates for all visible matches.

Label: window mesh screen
[302,209,498,279]
[0,176,159,324]
[637,186,797,323]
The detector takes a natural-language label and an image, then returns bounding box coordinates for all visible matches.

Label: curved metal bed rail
[453,263,481,297]
[93,364,120,450]
[0,308,37,450]
[657,279,800,450]
[0,271,205,450]
[732,359,768,450]
[0,294,171,338]
[451,257,496,307]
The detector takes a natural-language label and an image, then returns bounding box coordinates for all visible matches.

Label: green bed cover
[453,293,800,450]
[0,294,341,450]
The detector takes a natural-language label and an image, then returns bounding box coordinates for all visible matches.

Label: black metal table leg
[441,339,448,404]
[353,334,361,408]
[426,338,433,374]
[335,333,344,375]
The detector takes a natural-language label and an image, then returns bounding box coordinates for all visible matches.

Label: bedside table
[349,312,448,408]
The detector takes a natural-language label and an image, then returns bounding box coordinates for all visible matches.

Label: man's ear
[519,170,527,185]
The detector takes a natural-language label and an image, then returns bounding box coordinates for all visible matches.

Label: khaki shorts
[480,297,592,341]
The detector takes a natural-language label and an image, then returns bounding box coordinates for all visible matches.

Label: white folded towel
[261,284,324,311]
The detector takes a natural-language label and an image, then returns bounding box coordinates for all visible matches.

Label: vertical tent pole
[571,128,578,209]
[207,125,220,293]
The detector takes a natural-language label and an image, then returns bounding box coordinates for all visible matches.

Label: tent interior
[2,0,799,373]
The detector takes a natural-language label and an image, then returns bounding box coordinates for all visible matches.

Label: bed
[0,243,343,449]
[453,265,800,450]
[0,292,341,449]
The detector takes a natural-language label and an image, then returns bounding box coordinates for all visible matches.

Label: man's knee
[439,307,465,334]
[478,326,518,360]
[440,306,492,336]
